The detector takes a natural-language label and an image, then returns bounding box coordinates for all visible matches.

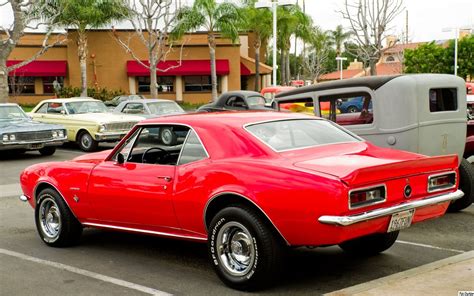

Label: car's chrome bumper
[318,190,464,226]
[94,132,128,142]
[0,138,66,151]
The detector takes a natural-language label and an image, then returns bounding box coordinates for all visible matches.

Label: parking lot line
[0,248,172,296]
[396,240,465,253]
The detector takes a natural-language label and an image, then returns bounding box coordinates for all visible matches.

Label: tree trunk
[254,44,260,91]
[77,32,88,97]
[286,50,291,85]
[369,58,377,76]
[0,60,9,103]
[208,34,218,102]
[150,54,158,98]
[280,49,286,86]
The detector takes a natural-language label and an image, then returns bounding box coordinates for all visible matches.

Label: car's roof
[223,90,264,97]
[122,99,177,103]
[140,111,317,128]
[276,75,400,98]
[0,103,20,107]
[39,97,99,103]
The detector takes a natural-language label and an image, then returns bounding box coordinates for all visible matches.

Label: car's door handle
[157,176,172,182]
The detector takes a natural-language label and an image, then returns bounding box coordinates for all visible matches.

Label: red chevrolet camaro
[20,112,463,290]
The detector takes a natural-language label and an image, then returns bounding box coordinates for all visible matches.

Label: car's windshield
[246,119,359,152]
[65,101,109,114]
[0,105,28,120]
[147,102,184,115]
[247,96,266,107]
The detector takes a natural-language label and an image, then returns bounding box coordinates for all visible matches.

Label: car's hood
[72,149,113,164]
[290,142,459,186]
[0,119,64,133]
[69,113,145,123]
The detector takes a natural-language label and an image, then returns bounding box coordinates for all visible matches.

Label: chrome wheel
[38,197,62,241]
[216,221,255,276]
[80,133,92,150]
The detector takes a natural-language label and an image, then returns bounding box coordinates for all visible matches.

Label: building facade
[7,30,272,104]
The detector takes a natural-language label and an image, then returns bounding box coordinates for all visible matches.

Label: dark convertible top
[275,75,400,98]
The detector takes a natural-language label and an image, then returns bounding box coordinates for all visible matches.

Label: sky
[1,0,473,43]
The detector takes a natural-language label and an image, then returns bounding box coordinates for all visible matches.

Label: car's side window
[319,93,373,126]
[126,125,190,165]
[123,103,145,114]
[429,88,457,112]
[35,103,48,114]
[226,96,247,109]
[278,98,314,115]
[47,103,65,114]
[178,130,208,165]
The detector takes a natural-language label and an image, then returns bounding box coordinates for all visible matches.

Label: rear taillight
[428,172,456,192]
[349,185,386,209]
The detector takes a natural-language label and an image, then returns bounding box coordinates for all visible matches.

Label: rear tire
[35,188,82,247]
[448,159,474,212]
[77,131,98,152]
[208,206,284,291]
[339,231,399,256]
[38,147,56,156]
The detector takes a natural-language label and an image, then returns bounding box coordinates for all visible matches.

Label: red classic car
[20,112,463,290]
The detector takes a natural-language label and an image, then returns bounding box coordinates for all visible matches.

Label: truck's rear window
[429,88,457,112]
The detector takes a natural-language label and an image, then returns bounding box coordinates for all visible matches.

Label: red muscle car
[20,112,463,290]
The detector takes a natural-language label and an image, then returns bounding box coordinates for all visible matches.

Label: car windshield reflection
[0,105,28,120]
[147,102,184,115]
[65,101,110,114]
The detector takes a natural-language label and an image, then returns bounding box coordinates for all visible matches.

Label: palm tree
[173,0,241,102]
[331,25,352,56]
[242,1,272,91]
[42,0,128,97]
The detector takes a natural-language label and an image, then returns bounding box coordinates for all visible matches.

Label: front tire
[208,206,283,291]
[35,188,82,247]
[78,131,98,152]
[448,159,474,212]
[38,146,56,156]
[339,231,399,256]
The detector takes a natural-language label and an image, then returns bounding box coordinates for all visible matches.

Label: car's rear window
[245,119,359,152]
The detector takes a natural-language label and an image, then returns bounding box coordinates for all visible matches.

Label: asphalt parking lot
[1,146,473,295]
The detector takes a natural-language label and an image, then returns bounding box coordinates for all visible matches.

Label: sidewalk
[325,250,474,296]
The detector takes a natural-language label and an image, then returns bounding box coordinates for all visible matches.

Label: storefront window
[43,77,64,94]
[137,76,174,94]
[184,76,217,92]
[8,76,35,95]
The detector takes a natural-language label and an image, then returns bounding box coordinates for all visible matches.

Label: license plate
[387,209,415,232]
[30,143,44,149]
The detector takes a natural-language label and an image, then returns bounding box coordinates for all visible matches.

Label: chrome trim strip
[203,191,290,246]
[348,184,387,210]
[0,137,67,145]
[19,195,29,202]
[318,189,464,226]
[34,181,79,220]
[82,222,207,241]
[427,171,457,193]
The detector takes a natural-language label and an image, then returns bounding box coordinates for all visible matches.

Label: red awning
[7,60,67,77]
[240,63,251,76]
[127,60,230,76]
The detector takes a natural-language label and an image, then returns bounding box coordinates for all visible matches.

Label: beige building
[7,30,272,104]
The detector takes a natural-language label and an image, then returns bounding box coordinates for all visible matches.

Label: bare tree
[0,0,64,103]
[339,0,403,75]
[113,0,184,98]
[304,27,332,82]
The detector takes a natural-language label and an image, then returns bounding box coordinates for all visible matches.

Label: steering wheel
[142,147,167,164]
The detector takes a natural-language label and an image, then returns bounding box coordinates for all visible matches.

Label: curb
[325,250,474,296]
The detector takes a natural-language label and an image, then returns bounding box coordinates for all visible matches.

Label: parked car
[337,96,373,113]
[197,91,272,112]
[104,95,145,107]
[20,112,463,290]
[29,98,144,152]
[464,94,474,159]
[0,103,66,155]
[275,74,473,212]
[260,86,296,107]
[113,99,185,118]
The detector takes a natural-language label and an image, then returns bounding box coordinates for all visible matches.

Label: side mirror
[116,153,125,164]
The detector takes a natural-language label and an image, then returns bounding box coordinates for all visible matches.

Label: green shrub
[55,87,125,101]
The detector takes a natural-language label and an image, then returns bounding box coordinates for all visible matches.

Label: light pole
[335,56,348,80]
[256,0,296,86]
[442,27,459,76]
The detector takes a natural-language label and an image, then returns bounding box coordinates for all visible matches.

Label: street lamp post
[442,27,459,76]
[335,56,348,80]
[256,0,296,86]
